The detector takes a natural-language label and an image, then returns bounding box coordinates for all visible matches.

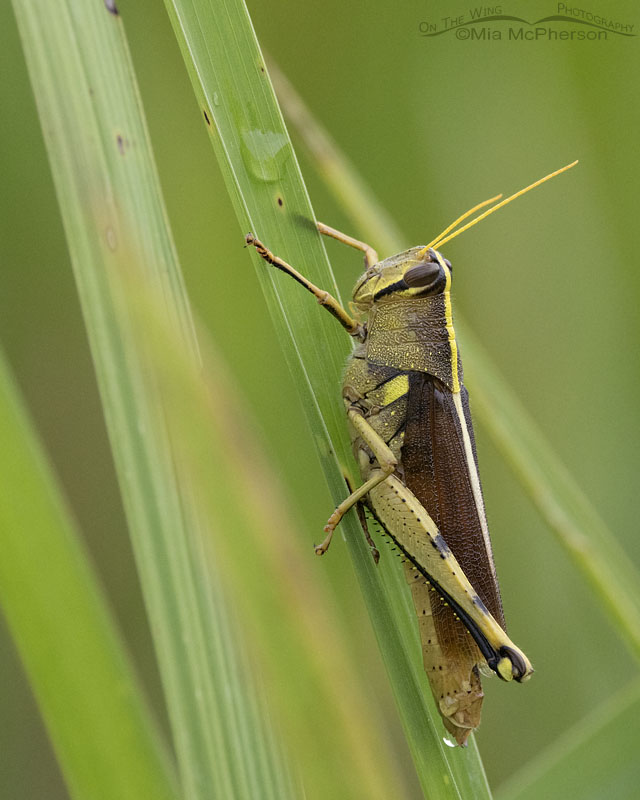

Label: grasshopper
[246,161,576,744]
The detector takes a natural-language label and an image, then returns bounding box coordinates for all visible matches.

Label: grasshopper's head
[352,247,452,311]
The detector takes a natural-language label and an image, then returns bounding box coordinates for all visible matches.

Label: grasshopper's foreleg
[245,234,364,338]
[315,409,397,556]
[316,222,378,268]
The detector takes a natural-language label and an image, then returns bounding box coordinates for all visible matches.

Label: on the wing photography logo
[419,3,636,41]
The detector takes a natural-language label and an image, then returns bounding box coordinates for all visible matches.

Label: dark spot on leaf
[277,196,283,207]
[104,0,118,15]
[203,110,211,126]
[116,134,125,155]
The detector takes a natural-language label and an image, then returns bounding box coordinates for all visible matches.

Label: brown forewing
[401,371,506,657]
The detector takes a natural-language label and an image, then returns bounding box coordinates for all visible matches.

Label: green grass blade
[0,350,178,800]
[274,69,640,664]
[122,275,418,799]
[496,679,640,800]
[161,0,492,796]
[12,1,294,797]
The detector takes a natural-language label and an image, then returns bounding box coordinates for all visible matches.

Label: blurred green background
[1,0,638,796]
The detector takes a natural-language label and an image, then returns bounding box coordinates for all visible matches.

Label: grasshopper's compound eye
[404,260,441,288]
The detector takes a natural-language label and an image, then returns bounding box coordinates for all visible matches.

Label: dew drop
[240,128,290,183]
[443,736,456,748]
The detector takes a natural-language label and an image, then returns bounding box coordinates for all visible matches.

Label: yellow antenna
[420,160,578,256]
[420,194,502,254]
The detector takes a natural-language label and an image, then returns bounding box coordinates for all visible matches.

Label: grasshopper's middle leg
[245,234,363,338]
[355,497,380,564]
[314,408,397,556]
[328,476,380,563]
